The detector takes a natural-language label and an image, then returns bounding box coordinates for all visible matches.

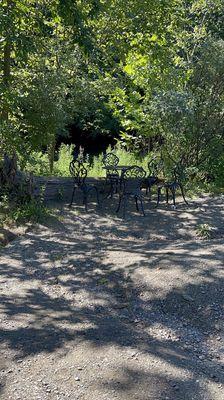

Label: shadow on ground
[0,193,223,399]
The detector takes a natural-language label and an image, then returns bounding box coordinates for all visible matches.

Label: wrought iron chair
[142,157,162,197]
[156,164,188,207]
[69,160,99,211]
[116,166,146,218]
[103,153,120,198]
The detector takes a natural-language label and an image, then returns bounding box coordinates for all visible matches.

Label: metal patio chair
[69,160,99,211]
[156,164,188,207]
[116,166,146,218]
[103,153,120,198]
[143,158,163,197]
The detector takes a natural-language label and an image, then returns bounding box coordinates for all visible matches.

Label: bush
[53,144,74,176]
[8,198,50,224]
[23,152,50,176]
[0,176,51,225]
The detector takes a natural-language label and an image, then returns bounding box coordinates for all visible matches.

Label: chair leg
[116,194,122,213]
[69,186,76,207]
[148,186,152,201]
[104,180,115,199]
[166,187,169,204]
[171,188,176,207]
[139,196,145,216]
[104,188,111,199]
[111,181,117,198]
[94,186,100,206]
[156,187,161,207]
[179,183,188,204]
[108,181,113,198]
[103,178,107,192]
[135,196,139,211]
[115,180,119,194]
[122,195,127,219]
[92,186,100,208]
[83,192,88,211]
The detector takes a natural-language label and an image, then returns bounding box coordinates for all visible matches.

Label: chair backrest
[148,156,164,177]
[122,166,146,193]
[172,163,187,183]
[103,153,119,168]
[69,160,87,186]
[107,168,120,178]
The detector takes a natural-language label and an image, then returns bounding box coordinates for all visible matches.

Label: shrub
[196,223,213,239]
[8,198,50,224]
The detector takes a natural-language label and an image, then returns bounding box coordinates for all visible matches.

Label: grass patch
[1,201,51,226]
[0,192,52,226]
[24,144,155,178]
[196,223,214,239]
[23,144,224,196]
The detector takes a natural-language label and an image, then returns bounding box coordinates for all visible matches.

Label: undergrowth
[196,223,214,239]
[24,144,152,178]
[23,144,224,195]
[7,199,51,224]
[0,191,51,226]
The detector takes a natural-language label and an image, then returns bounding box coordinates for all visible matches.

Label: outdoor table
[103,165,130,176]
[102,165,131,197]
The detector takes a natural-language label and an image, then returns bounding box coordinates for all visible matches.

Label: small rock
[210,374,219,382]
[214,324,221,332]
[182,294,194,302]
[114,303,129,309]
[75,377,80,381]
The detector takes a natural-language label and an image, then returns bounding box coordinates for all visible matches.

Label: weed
[8,199,51,224]
[57,186,65,201]
[196,223,213,239]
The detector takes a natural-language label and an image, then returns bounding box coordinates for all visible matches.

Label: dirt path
[0,196,223,399]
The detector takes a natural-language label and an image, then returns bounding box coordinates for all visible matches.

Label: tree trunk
[1,41,11,120]
[48,136,56,174]
[1,0,13,121]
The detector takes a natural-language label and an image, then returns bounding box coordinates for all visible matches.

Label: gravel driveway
[0,195,223,399]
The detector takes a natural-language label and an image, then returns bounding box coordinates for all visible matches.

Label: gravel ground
[0,194,223,399]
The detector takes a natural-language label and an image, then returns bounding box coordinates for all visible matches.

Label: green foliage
[0,186,50,225]
[7,198,50,224]
[22,152,50,175]
[0,0,223,189]
[54,144,74,176]
[24,144,153,178]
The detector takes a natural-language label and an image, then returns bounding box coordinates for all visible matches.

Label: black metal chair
[69,160,99,211]
[156,164,188,207]
[103,153,119,168]
[116,166,146,218]
[142,158,162,197]
[103,153,120,198]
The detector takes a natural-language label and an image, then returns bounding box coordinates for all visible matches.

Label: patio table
[102,165,131,197]
[103,165,130,175]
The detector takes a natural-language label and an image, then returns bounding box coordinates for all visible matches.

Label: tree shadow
[0,194,223,399]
